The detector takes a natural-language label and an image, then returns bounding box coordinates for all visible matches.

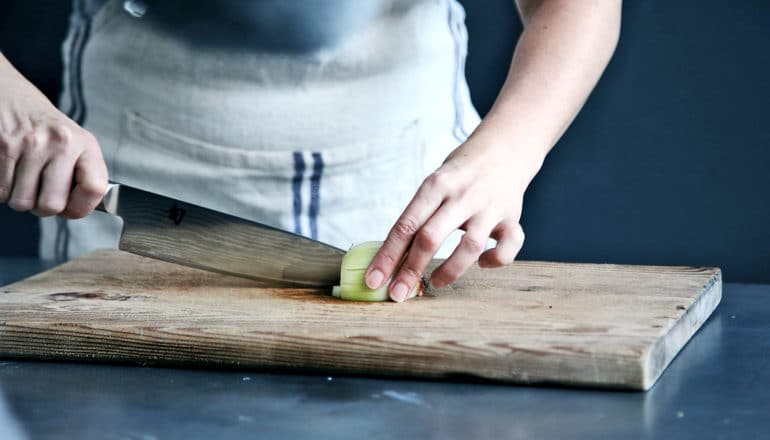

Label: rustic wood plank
[0,250,721,390]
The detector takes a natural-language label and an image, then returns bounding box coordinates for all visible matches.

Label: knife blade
[96,184,345,287]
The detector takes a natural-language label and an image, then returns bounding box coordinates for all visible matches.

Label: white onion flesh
[332,241,420,302]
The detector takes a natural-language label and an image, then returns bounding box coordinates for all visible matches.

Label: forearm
[0,52,35,93]
[0,52,53,127]
[471,0,622,181]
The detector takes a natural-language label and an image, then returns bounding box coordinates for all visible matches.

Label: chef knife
[95,184,345,287]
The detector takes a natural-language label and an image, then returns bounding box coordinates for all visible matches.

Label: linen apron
[41,0,481,261]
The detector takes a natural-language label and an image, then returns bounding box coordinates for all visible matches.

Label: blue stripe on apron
[66,0,91,125]
[447,0,470,143]
[309,152,324,240]
[292,151,324,240]
[292,151,306,235]
[56,0,92,261]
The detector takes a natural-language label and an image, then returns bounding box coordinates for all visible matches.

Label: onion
[331,241,421,302]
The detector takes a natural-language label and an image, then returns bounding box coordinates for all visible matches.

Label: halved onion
[331,241,421,302]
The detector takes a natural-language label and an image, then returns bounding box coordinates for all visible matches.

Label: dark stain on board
[48,291,148,302]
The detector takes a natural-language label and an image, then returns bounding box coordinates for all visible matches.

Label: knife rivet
[169,204,186,225]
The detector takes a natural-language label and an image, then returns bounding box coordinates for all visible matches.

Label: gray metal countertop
[0,257,768,439]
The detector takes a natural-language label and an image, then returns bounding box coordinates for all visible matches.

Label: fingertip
[389,281,409,303]
[365,268,385,289]
[477,253,498,268]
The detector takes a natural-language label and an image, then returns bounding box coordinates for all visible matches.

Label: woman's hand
[365,130,540,302]
[365,0,621,301]
[0,54,108,218]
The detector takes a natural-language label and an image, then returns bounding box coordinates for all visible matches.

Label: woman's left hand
[364,131,540,302]
[363,0,622,302]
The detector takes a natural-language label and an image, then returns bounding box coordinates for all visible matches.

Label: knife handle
[95,183,120,215]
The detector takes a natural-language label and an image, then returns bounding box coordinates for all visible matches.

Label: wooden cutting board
[0,250,721,390]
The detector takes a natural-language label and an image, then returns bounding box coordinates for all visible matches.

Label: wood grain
[0,250,721,390]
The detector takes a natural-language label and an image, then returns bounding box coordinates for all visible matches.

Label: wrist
[464,120,548,185]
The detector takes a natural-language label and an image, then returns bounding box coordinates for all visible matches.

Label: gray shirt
[83,0,395,52]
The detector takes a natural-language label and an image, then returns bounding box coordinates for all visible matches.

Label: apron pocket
[115,110,425,246]
[114,110,297,226]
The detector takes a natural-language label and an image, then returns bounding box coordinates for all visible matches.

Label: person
[0,0,621,301]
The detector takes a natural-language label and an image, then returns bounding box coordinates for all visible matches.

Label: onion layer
[331,241,420,302]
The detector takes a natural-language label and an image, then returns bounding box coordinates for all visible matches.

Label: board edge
[639,267,723,390]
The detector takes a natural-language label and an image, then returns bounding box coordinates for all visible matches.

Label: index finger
[61,148,108,219]
[365,178,446,289]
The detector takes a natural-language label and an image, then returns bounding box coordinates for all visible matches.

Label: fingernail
[366,269,385,289]
[391,282,409,303]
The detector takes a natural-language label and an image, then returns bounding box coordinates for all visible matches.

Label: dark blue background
[1,1,768,282]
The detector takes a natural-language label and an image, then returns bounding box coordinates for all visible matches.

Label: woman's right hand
[0,54,108,218]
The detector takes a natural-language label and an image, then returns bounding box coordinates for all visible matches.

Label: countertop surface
[1,257,768,439]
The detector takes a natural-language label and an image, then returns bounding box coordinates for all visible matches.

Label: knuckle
[392,216,420,241]
[414,228,441,252]
[456,185,474,201]
[375,249,398,269]
[513,224,526,245]
[50,141,73,158]
[49,123,73,145]
[23,129,44,149]
[21,131,47,160]
[436,266,459,284]
[0,138,17,161]
[38,197,67,216]
[79,179,107,199]
[424,170,453,191]
[443,271,460,285]
[512,240,524,257]
[397,264,424,284]
[21,132,37,149]
[7,197,34,212]
[461,234,486,254]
